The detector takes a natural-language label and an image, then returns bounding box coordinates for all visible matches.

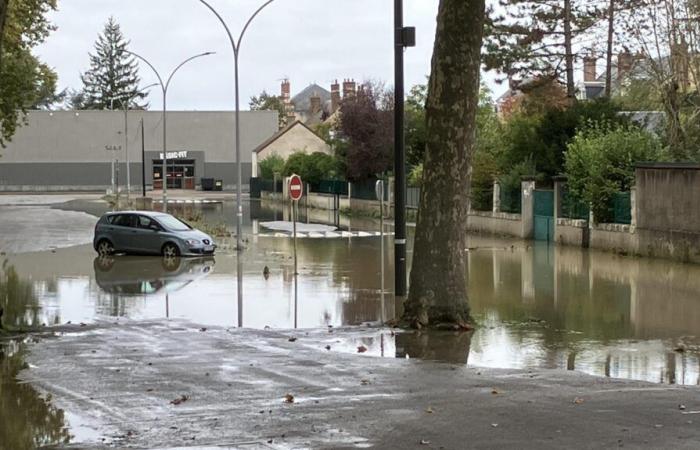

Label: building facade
[0,110,278,191]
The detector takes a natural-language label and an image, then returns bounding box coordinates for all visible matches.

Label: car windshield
[156,215,192,231]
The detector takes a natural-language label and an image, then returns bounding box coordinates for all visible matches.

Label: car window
[111,214,127,226]
[156,215,192,231]
[138,216,160,230]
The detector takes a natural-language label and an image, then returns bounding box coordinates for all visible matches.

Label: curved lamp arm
[165,52,216,91]
[197,0,276,56]
[124,50,166,93]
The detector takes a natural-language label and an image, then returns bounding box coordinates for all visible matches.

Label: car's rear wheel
[97,239,114,256]
[162,242,180,258]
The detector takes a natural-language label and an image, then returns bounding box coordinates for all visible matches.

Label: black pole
[141,118,146,197]
[394,0,407,297]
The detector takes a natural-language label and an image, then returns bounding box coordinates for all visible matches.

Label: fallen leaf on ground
[357,345,368,353]
[679,404,686,410]
[199,327,207,332]
[325,345,331,351]
[491,389,499,395]
[491,423,499,428]
[573,397,585,404]
[420,439,430,445]
[288,337,297,342]
[425,406,434,414]
[170,395,190,405]
[361,379,370,385]
[284,393,295,403]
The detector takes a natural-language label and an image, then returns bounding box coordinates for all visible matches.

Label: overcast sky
[36,0,507,111]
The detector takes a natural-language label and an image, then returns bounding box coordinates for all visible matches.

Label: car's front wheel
[161,242,180,258]
[96,239,115,256]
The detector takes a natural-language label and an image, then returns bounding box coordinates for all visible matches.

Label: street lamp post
[394,0,415,298]
[197,0,275,251]
[120,83,159,204]
[124,50,215,212]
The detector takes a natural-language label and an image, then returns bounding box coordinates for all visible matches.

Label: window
[138,216,162,231]
[113,214,137,228]
[155,215,192,231]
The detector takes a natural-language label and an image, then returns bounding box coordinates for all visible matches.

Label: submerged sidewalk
[21,320,700,449]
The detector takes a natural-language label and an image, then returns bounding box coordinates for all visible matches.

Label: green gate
[533,189,554,242]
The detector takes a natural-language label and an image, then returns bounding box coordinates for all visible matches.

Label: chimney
[281,79,291,101]
[617,50,633,81]
[310,92,322,115]
[583,56,597,83]
[331,80,341,113]
[342,78,356,98]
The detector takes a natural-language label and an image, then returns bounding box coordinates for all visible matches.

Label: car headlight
[185,239,200,246]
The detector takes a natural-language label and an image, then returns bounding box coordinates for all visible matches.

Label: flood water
[2,196,700,447]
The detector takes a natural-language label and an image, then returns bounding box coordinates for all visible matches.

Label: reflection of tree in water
[0,342,71,448]
[395,331,473,364]
[0,260,45,330]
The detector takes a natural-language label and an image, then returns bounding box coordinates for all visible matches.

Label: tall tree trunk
[564,0,575,99]
[605,0,615,98]
[403,0,485,327]
[0,0,9,74]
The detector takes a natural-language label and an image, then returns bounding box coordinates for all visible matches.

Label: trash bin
[214,180,223,191]
[201,178,214,191]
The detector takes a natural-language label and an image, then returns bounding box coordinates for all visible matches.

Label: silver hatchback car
[93,211,216,257]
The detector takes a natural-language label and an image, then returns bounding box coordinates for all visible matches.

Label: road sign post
[376,180,385,324]
[289,174,303,328]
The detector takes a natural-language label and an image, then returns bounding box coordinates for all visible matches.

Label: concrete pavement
[20,320,700,449]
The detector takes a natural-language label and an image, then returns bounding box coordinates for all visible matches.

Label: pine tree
[78,16,146,110]
[484,0,603,99]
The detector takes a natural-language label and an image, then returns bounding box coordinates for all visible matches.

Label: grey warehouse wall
[0,110,277,190]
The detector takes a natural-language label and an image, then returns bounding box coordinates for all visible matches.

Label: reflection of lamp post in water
[124,50,215,212]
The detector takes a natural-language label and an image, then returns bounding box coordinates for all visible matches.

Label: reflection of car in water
[93,255,215,295]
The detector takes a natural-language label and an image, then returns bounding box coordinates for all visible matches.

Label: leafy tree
[565,122,665,222]
[484,0,602,98]
[250,90,287,129]
[337,81,393,181]
[500,98,628,179]
[470,86,505,210]
[258,154,285,180]
[0,0,57,146]
[77,16,146,110]
[405,0,486,326]
[283,151,340,185]
[406,83,428,167]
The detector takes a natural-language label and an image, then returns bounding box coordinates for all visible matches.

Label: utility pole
[394,0,415,298]
[141,118,146,197]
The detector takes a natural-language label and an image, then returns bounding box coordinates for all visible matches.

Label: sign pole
[288,174,303,329]
[376,180,385,324]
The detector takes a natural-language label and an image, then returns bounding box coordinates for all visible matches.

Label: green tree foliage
[258,154,285,180]
[283,151,341,185]
[470,86,505,210]
[77,17,146,110]
[564,123,665,222]
[406,83,428,167]
[250,90,287,129]
[500,98,628,179]
[337,81,393,181]
[0,0,57,147]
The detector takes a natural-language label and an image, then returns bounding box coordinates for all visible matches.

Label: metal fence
[610,192,632,224]
[406,187,420,209]
[560,190,589,220]
[499,187,522,214]
[315,179,348,196]
[250,177,283,199]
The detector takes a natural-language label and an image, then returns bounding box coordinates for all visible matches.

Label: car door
[109,214,132,251]
[115,214,140,253]
[135,215,163,255]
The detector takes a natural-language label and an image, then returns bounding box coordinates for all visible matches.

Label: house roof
[253,120,326,154]
[291,84,331,112]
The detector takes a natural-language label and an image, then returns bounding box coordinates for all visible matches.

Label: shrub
[564,123,665,223]
[408,163,423,187]
[259,154,285,180]
[283,151,341,186]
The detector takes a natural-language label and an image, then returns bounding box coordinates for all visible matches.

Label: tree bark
[403,0,485,327]
[0,0,8,74]
[564,0,575,99]
[605,0,615,98]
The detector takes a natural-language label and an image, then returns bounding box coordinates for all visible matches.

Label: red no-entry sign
[289,174,303,201]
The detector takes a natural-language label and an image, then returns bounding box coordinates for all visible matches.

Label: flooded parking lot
[2,195,700,446]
